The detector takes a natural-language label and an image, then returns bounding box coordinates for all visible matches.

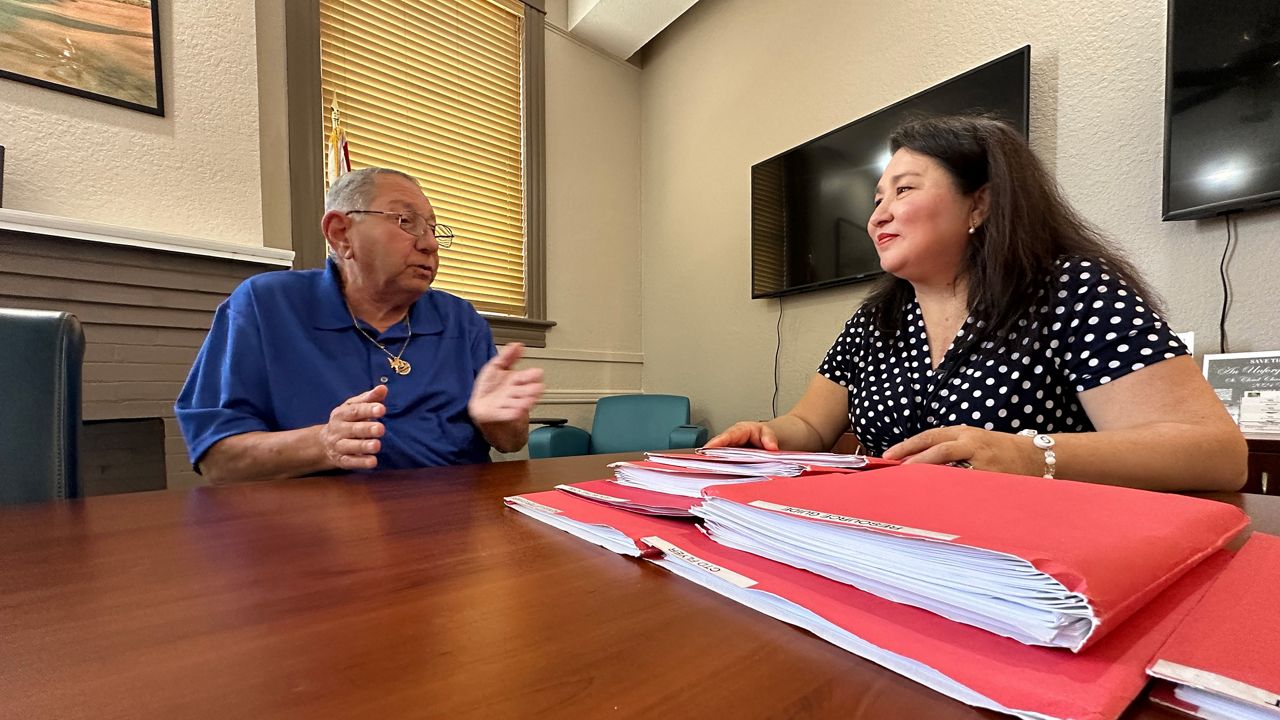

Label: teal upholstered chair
[528,394,709,458]
[0,308,84,505]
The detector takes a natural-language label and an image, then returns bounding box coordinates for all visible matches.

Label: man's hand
[469,343,544,452]
[469,343,545,424]
[320,384,389,470]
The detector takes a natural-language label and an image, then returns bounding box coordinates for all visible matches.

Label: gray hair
[324,167,422,212]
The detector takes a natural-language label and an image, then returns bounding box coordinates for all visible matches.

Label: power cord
[1219,213,1236,354]
[773,296,783,417]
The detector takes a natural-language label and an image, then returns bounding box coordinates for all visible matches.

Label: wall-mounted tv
[1163,0,1280,220]
[750,46,1030,299]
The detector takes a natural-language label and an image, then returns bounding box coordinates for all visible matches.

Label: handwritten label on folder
[505,496,561,514]
[555,484,629,504]
[643,536,758,588]
[748,500,959,541]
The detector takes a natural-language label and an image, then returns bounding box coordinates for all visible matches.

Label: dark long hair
[862,115,1162,343]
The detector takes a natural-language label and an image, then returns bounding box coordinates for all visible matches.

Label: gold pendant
[388,357,412,375]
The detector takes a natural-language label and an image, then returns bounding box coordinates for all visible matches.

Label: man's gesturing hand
[321,384,388,470]
[469,342,544,425]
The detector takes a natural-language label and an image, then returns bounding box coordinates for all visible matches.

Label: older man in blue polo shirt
[176,167,543,483]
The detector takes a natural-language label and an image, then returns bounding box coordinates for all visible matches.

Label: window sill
[483,314,556,347]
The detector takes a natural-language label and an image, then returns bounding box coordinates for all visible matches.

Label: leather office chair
[528,394,709,458]
[0,308,84,504]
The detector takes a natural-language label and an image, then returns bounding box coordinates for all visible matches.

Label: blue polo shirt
[176,260,496,471]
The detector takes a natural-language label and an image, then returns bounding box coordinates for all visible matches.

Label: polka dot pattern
[818,257,1189,455]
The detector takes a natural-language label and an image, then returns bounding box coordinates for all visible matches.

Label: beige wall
[254,0,292,251]
[0,1,265,247]
[494,16,645,458]
[639,0,1280,437]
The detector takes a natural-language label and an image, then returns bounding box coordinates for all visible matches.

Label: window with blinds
[320,0,527,317]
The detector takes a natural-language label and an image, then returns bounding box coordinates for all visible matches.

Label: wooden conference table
[2,454,1276,720]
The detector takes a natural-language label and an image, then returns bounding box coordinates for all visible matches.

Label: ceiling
[565,0,702,60]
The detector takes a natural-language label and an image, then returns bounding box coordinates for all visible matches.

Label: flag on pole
[325,100,351,190]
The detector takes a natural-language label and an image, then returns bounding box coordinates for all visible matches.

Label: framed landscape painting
[0,0,164,115]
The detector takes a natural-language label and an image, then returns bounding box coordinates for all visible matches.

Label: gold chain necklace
[348,305,413,375]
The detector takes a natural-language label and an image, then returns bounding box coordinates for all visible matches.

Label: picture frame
[1202,350,1280,428]
[0,0,164,116]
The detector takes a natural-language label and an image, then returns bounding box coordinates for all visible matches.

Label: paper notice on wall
[1239,390,1280,433]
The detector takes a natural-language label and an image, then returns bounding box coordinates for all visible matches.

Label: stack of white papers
[1174,686,1280,720]
[505,494,645,556]
[611,449,876,499]
[643,452,806,477]
[609,461,769,498]
[695,493,1096,648]
[692,467,1247,651]
[640,532,1010,714]
[698,447,871,469]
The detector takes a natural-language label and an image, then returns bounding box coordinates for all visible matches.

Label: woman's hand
[704,421,780,451]
[883,425,1042,476]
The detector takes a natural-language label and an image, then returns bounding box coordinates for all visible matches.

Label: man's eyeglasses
[345,210,455,248]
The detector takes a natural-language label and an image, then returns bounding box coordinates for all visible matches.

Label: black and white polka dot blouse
[818,257,1189,456]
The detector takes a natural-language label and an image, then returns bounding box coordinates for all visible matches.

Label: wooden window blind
[320,0,527,317]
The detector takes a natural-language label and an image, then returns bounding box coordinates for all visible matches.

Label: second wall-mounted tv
[751,46,1030,299]
[1163,0,1280,220]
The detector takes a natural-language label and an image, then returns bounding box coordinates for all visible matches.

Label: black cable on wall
[1219,213,1236,354]
[773,296,783,417]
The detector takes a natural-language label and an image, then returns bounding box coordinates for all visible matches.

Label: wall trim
[0,209,294,266]
[540,389,625,404]
[522,347,644,364]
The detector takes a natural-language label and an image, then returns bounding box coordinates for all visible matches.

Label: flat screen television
[1163,0,1280,220]
[750,46,1030,299]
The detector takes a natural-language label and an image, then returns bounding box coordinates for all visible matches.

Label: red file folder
[505,489,1235,719]
[555,479,700,516]
[700,464,1248,650]
[504,489,694,556]
[641,526,1230,720]
[1147,532,1280,718]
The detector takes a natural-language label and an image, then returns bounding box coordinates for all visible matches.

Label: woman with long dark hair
[707,115,1245,491]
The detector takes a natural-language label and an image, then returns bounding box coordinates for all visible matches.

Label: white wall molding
[523,346,644,364]
[539,388,628,404]
[0,209,294,266]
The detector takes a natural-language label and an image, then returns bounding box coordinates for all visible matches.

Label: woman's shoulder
[1050,255,1140,289]
[1041,254,1154,317]
[1045,255,1156,308]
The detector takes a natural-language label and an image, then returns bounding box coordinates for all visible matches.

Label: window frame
[284,0,552,346]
